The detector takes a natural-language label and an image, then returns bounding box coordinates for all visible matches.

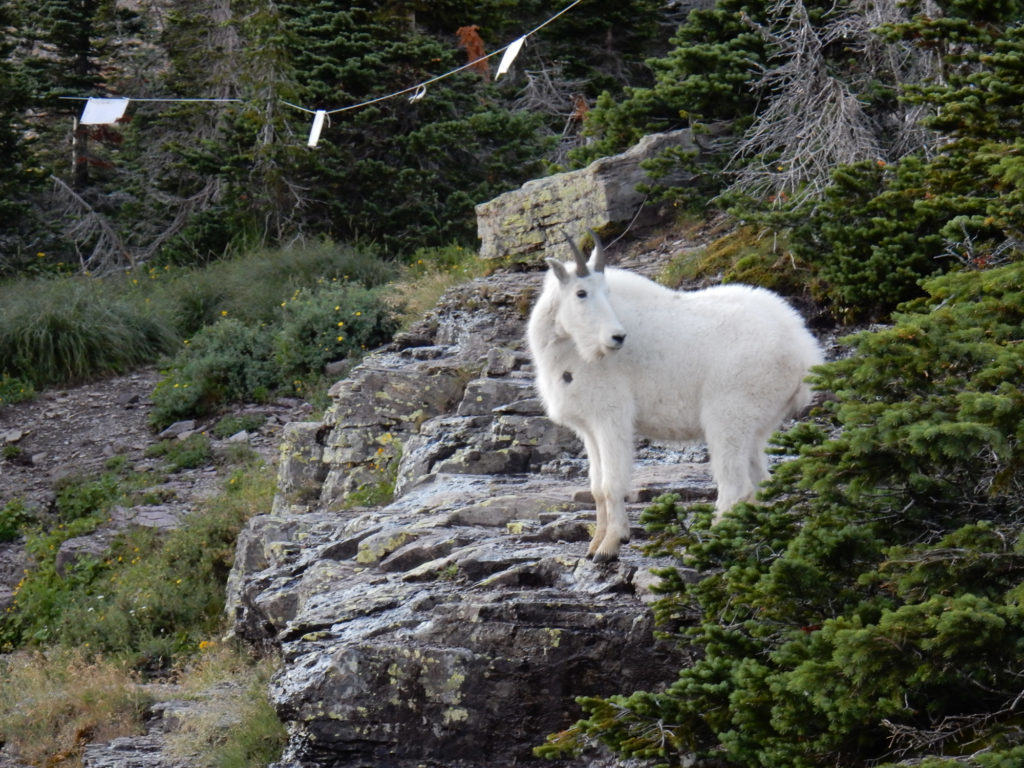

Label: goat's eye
[576,289,588,299]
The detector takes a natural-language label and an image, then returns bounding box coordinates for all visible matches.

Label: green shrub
[541,260,1024,767]
[150,319,277,428]
[791,158,976,322]
[146,433,214,472]
[0,499,32,542]
[273,283,400,382]
[0,374,34,406]
[54,473,123,523]
[150,280,400,428]
[211,413,267,439]
[1,514,109,649]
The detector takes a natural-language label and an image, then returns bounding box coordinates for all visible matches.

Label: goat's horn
[587,229,605,273]
[564,233,590,277]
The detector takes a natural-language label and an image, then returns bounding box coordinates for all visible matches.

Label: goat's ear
[545,258,570,284]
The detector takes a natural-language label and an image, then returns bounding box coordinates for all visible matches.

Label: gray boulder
[476,129,712,262]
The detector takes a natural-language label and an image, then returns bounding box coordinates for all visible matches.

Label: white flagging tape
[495,36,526,80]
[307,109,328,147]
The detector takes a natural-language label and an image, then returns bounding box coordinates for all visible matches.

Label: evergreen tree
[0,4,43,274]
[540,257,1024,767]
[17,0,119,188]
[2,0,675,267]
[538,9,1024,764]
[132,0,305,263]
[573,0,942,210]
[571,0,772,167]
[271,0,554,252]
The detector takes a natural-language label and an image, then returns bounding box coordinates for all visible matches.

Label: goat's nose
[611,333,626,347]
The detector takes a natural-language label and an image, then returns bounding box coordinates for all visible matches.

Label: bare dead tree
[50,175,134,275]
[827,0,942,158]
[134,178,224,263]
[881,687,1024,763]
[512,63,591,166]
[726,0,942,205]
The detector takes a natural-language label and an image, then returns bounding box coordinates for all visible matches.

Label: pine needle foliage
[538,259,1024,767]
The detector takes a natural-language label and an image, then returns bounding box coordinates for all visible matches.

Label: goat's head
[544,231,626,362]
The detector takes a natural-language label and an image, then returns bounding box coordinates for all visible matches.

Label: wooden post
[72,116,89,189]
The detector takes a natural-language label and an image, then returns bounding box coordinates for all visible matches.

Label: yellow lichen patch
[442,706,470,725]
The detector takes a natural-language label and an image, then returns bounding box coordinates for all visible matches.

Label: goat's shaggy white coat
[527,237,823,561]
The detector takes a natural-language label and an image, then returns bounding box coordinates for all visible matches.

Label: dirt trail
[0,368,311,511]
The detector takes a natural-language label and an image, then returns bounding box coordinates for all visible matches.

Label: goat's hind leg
[707,416,776,523]
[707,429,760,524]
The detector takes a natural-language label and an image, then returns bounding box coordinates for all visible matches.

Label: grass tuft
[168,645,288,768]
[0,648,151,767]
[0,277,175,386]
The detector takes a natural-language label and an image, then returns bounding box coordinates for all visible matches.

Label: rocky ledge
[226,254,714,767]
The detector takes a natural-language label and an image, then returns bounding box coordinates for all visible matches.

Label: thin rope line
[607,194,648,249]
[294,0,585,116]
[59,96,242,103]
[59,0,584,119]
[281,100,317,115]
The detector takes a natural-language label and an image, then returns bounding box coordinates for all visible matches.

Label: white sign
[80,98,130,125]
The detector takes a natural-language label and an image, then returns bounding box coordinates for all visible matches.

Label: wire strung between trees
[285,0,585,116]
[61,0,585,119]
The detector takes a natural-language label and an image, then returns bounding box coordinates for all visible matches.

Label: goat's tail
[785,346,826,419]
[785,378,815,420]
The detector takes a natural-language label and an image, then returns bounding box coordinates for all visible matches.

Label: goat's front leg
[580,430,607,559]
[590,423,634,564]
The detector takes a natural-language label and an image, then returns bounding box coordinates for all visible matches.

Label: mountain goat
[527,232,823,562]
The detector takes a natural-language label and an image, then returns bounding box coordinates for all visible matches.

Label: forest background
[2,1,1024,767]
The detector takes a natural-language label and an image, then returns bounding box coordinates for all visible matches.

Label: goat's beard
[573,337,609,363]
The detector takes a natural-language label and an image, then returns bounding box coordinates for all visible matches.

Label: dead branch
[49,175,134,275]
[511,63,591,165]
[881,690,1024,761]
[726,0,942,204]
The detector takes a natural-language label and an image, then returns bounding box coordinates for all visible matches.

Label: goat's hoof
[592,551,619,565]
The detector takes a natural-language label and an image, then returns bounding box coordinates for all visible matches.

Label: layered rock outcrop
[227,263,714,767]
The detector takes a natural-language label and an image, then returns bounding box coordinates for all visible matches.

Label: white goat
[527,232,823,562]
